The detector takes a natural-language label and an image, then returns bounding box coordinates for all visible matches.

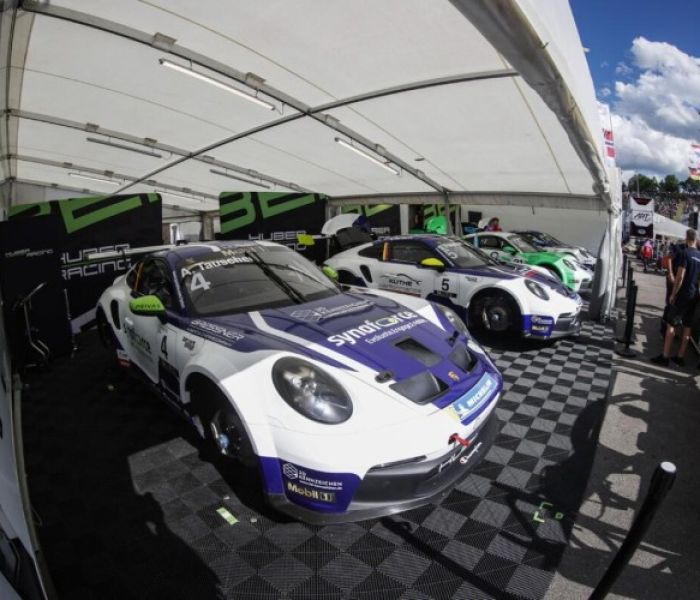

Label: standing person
[651,229,700,366]
[484,217,502,232]
[641,239,653,273]
[660,243,680,336]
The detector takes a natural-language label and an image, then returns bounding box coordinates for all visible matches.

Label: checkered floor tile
[21,318,612,599]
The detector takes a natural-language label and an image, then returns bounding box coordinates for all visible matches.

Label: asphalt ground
[546,261,700,599]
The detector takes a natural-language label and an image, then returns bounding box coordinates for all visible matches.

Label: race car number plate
[447,372,497,423]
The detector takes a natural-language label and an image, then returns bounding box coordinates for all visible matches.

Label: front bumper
[266,409,500,525]
[550,311,582,338]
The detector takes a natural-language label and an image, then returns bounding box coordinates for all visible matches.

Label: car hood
[185,291,499,405]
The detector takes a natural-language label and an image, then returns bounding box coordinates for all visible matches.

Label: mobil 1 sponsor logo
[282,462,343,504]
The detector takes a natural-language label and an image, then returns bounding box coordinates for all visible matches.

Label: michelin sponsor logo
[449,373,497,421]
[327,311,427,347]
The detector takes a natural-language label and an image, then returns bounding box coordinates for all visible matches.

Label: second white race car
[325,235,582,339]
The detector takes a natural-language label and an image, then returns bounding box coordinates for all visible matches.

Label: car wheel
[194,380,257,468]
[470,293,520,335]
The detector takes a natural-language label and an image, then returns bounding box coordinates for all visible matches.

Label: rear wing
[86,242,187,262]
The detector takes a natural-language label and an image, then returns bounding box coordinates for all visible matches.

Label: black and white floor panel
[22,319,613,600]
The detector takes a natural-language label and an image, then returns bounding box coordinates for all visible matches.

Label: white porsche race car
[95,241,503,523]
[325,235,582,339]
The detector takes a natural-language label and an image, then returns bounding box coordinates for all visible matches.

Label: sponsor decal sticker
[290,301,371,322]
[379,273,422,295]
[459,441,483,465]
[327,311,427,347]
[447,372,497,423]
[282,463,299,479]
[286,482,336,503]
[189,320,244,342]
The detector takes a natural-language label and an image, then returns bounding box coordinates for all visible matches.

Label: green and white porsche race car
[463,232,592,293]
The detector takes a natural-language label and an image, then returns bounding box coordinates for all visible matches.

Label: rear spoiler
[86,241,188,262]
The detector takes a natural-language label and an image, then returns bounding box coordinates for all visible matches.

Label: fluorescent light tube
[68,172,121,185]
[158,190,202,201]
[159,59,275,111]
[209,169,271,189]
[334,138,400,175]
[86,137,163,158]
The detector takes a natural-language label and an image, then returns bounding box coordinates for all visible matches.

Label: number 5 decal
[441,278,450,292]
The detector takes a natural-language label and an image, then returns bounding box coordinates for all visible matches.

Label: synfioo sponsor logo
[326,311,427,347]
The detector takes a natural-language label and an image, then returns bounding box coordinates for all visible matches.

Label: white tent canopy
[654,212,689,239]
[2,0,609,214]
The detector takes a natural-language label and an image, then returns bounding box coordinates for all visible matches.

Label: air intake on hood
[390,371,448,404]
[395,338,440,366]
[449,343,476,372]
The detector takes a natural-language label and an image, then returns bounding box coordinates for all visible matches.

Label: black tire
[192,379,257,468]
[469,292,520,335]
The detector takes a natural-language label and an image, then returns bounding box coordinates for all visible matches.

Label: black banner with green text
[9,194,162,332]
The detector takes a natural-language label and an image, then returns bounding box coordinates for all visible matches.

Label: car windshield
[536,232,564,246]
[436,239,491,268]
[178,245,339,316]
[507,235,538,253]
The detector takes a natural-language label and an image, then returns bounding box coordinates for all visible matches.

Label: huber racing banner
[218,192,327,252]
[9,194,162,332]
[341,204,401,235]
[629,196,654,238]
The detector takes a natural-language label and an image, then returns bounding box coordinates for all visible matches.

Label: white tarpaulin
[2,0,608,212]
[654,213,689,239]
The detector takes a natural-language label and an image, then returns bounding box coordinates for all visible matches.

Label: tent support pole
[443,192,453,235]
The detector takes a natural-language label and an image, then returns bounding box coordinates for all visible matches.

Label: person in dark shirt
[651,229,700,366]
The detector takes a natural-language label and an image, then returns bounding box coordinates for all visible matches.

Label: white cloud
[611,113,690,179]
[615,61,633,76]
[599,87,611,98]
[608,37,700,179]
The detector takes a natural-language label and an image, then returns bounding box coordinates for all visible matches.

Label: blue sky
[570,0,700,180]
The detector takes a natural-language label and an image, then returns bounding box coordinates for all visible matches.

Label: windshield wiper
[244,250,306,304]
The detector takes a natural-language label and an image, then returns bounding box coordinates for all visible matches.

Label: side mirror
[322,265,339,281]
[420,257,446,271]
[502,245,517,255]
[129,295,166,319]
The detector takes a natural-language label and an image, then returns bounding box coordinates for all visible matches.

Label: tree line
[624,173,700,195]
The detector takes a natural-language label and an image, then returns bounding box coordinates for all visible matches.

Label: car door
[124,259,181,389]
[477,235,510,263]
[373,240,461,302]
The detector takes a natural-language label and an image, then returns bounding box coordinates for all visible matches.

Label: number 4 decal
[161,335,168,358]
[190,272,211,292]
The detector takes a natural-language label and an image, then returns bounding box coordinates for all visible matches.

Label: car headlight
[272,358,352,424]
[562,258,577,270]
[525,279,549,301]
[435,304,470,337]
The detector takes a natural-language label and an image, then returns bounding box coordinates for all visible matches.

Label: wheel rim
[481,300,511,332]
[210,411,244,458]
